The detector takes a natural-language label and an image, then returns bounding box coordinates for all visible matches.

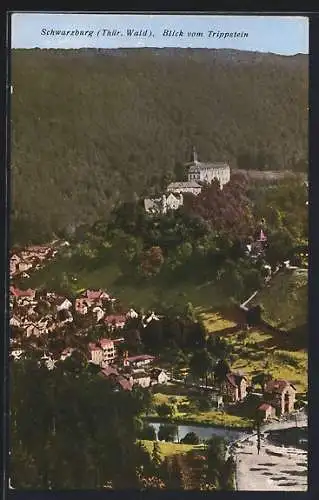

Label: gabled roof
[264,379,296,394]
[257,403,274,411]
[84,289,110,300]
[188,161,230,172]
[88,342,102,352]
[99,338,114,349]
[167,181,201,190]
[125,354,155,363]
[56,297,72,306]
[10,286,35,297]
[226,372,247,388]
[104,315,126,324]
[117,376,133,391]
[100,365,119,377]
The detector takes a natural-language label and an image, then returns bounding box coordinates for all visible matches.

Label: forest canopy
[11,48,308,244]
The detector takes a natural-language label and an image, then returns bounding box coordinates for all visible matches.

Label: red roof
[101,366,119,377]
[258,403,274,411]
[259,229,267,241]
[88,342,102,352]
[264,379,296,394]
[10,286,35,297]
[27,245,50,252]
[125,355,155,363]
[117,376,133,391]
[84,289,110,301]
[99,338,114,349]
[104,315,126,324]
[226,372,247,388]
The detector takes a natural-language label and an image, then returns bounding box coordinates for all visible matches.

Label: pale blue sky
[11,13,308,55]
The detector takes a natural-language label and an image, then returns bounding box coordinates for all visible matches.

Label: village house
[17,261,33,273]
[10,254,21,276]
[75,298,88,315]
[56,298,73,312]
[131,369,151,388]
[60,348,76,361]
[166,181,202,196]
[40,353,56,371]
[263,379,296,416]
[84,289,111,304]
[142,311,160,328]
[20,272,31,279]
[10,286,36,301]
[10,316,21,327]
[126,308,139,319]
[100,366,133,391]
[186,147,230,189]
[209,390,224,409]
[104,315,126,330]
[220,372,248,403]
[88,339,116,366]
[256,402,277,421]
[117,375,133,391]
[57,309,73,324]
[92,306,105,322]
[123,354,156,369]
[10,348,23,360]
[75,289,111,314]
[144,193,183,215]
[150,368,170,386]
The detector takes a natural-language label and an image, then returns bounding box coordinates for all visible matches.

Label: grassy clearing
[28,255,228,310]
[151,390,253,429]
[229,328,307,393]
[249,268,307,332]
[28,255,307,395]
[138,440,203,460]
[197,309,237,333]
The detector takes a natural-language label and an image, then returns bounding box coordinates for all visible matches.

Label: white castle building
[166,181,202,196]
[186,147,230,189]
[144,192,183,215]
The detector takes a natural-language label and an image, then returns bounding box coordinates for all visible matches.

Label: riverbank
[144,414,253,431]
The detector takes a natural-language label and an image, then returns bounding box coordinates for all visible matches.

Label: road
[230,410,308,491]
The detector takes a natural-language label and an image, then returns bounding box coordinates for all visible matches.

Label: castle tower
[191,146,198,163]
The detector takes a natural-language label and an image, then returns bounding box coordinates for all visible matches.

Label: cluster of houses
[203,370,296,421]
[144,148,231,215]
[10,240,69,279]
[9,276,170,391]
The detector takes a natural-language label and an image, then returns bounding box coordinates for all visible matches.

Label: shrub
[138,423,157,441]
[158,424,178,442]
[180,432,200,445]
[177,402,190,413]
[156,403,174,419]
[198,398,212,411]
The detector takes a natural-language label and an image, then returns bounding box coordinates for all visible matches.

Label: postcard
[8,12,308,492]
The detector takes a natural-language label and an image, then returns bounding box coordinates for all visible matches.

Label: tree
[214,359,231,384]
[138,423,156,441]
[189,349,215,386]
[180,432,199,445]
[156,403,175,419]
[152,442,162,468]
[164,455,184,489]
[10,354,152,489]
[158,424,178,442]
[139,246,165,278]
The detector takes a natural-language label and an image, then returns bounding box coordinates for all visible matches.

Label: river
[149,421,248,443]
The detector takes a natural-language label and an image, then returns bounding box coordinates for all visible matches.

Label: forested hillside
[11,48,308,244]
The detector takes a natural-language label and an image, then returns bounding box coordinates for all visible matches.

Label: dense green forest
[11,48,308,244]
